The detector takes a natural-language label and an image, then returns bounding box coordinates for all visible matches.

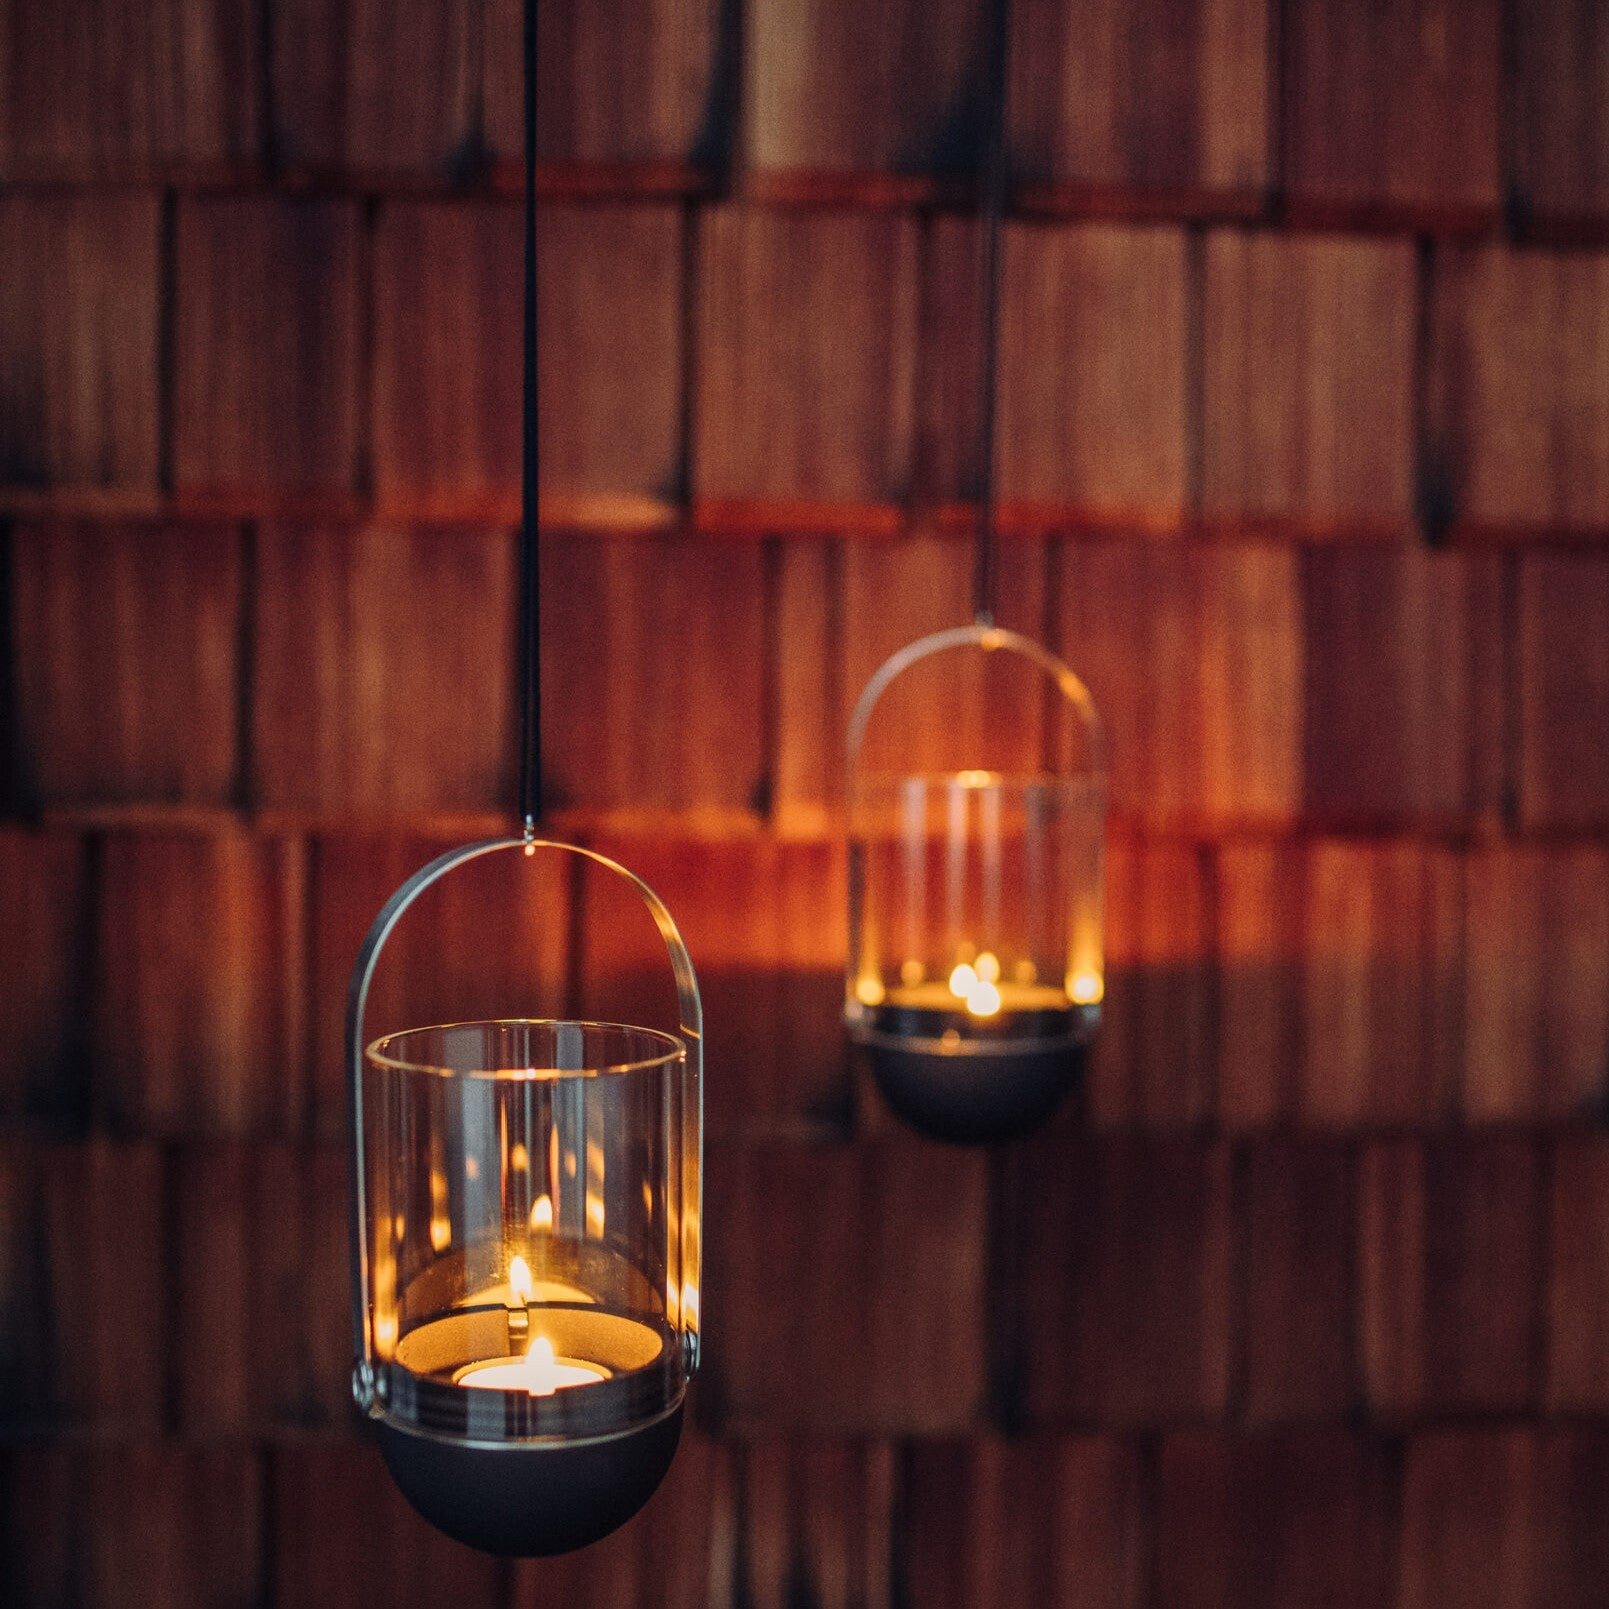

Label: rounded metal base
[867,1039,1084,1144]
[378,1403,683,1556]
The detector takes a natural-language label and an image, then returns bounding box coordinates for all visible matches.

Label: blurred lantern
[843,0,1106,1142]
[346,0,702,1555]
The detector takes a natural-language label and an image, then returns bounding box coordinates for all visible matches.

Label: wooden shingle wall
[3,0,1609,1602]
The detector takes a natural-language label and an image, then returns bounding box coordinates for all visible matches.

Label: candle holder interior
[349,844,701,1556]
[845,626,1106,1143]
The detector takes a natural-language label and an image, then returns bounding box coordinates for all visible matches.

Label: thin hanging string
[971,0,1011,629]
[518,0,541,832]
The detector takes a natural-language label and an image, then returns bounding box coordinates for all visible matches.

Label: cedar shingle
[1546,1138,1609,1412]
[271,0,477,175]
[1300,840,1460,1126]
[1531,1430,1609,1609]
[0,1443,264,1609]
[1281,0,1500,223]
[773,535,841,835]
[1010,0,1268,197]
[254,524,517,815]
[542,530,765,814]
[695,207,917,515]
[173,197,362,504]
[744,0,987,179]
[1518,555,1609,828]
[705,1137,989,1431]
[0,828,89,1124]
[1010,1134,1232,1426]
[995,224,1189,523]
[1157,1431,1393,1609]
[1057,539,1303,828]
[1429,248,1609,535]
[0,193,160,495]
[1203,233,1416,534]
[1303,546,1504,826]
[1510,0,1609,228]
[96,830,306,1138]
[484,0,723,169]
[1358,1136,1542,1416]
[904,1436,1145,1609]
[12,521,241,806]
[1093,837,1214,1127]
[738,1441,896,1609]
[0,0,259,179]
[1240,1138,1356,1424]
[1464,847,1609,1121]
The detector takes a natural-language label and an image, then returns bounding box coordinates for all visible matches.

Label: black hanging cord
[971,0,1011,629]
[518,0,541,831]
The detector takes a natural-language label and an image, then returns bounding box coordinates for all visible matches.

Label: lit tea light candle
[455,1335,611,1395]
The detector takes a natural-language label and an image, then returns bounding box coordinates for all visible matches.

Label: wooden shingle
[1547,1138,1609,1412]
[1511,0,1609,230]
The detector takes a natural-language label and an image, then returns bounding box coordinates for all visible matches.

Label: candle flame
[854,975,885,1006]
[966,979,1002,1017]
[530,1193,553,1231]
[975,950,1000,983]
[525,1334,559,1396]
[510,1142,530,1172]
[430,1215,452,1252]
[948,962,978,998]
[508,1255,533,1305]
[1070,968,1104,1005]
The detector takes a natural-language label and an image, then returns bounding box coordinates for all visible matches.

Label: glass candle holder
[845,626,1105,1141]
[349,841,701,1555]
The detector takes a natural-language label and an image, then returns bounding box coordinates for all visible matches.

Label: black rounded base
[378,1404,682,1556]
[867,1039,1084,1144]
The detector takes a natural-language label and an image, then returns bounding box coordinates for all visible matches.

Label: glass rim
[365,1018,686,1080]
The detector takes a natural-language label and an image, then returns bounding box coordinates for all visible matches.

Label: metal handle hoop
[345,836,704,1370]
[846,624,1107,777]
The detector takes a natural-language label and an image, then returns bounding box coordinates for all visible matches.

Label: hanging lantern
[845,625,1105,1142]
[347,837,702,1555]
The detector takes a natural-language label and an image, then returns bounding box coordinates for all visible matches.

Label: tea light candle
[455,1335,612,1395]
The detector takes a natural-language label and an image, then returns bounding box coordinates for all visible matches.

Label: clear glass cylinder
[364,1020,693,1443]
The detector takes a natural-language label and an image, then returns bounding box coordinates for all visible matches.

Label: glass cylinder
[348,839,701,1556]
[845,626,1105,1140]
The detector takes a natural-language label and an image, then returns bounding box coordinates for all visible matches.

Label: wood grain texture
[542,529,765,813]
[738,1441,895,1609]
[484,0,723,168]
[272,1442,504,1609]
[1512,0,1609,227]
[772,535,841,835]
[0,0,259,179]
[12,521,241,805]
[0,193,159,494]
[254,523,516,815]
[1239,1138,1356,1424]
[1303,546,1503,827]
[309,832,571,1135]
[1008,1134,1232,1426]
[1058,538,1303,828]
[537,205,685,512]
[1203,232,1416,534]
[0,1443,263,1609]
[1464,847,1609,1122]
[0,829,88,1124]
[996,223,1189,523]
[1546,1139,1609,1412]
[96,830,306,1138]
[173,197,362,504]
[1358,1136,1542,1417]
[695,206,918,513]
[1093,838,1215,1127]
[1157,1431,1393,1609]
[1010,0,1268,197]
[904,1436,1145,1609]
[582,834,850,1138]
[1429,247,1609,535]
[172,1142,350,1434]
[0,1140,49,1432]
[705,1137,989,1431]
[1518,555,1609,828]
[271,0,476,175]
[1213,839,1302,1129]
[1300,840,1461,1126]
[39,1138,165,1431]
[744,0,986,178]
[1280,0,1500,224]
